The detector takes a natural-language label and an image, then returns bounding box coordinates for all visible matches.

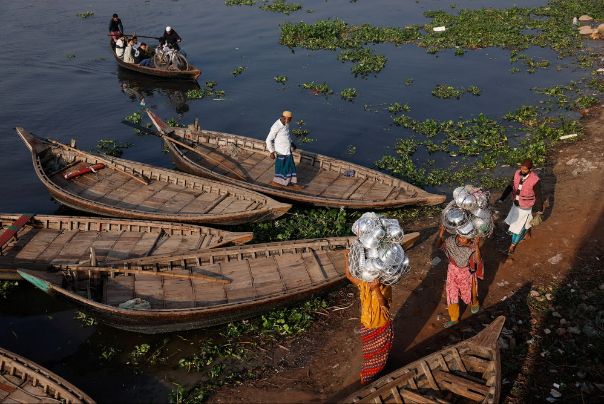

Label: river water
[0,0,593,402]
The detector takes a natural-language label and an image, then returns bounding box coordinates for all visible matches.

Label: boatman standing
[108,14,123,42]
[497,158,544,255]
[266,111,304,189]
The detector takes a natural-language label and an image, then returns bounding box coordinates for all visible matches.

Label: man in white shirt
[266,111,304,189]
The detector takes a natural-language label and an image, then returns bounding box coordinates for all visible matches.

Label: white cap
[166,26,171,31]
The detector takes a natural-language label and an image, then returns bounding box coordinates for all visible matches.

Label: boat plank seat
[300,251,329,282]
[246,158,273,182]
[222,260,255,302]
[350,372,417,403]
[254,164,278,185]
[143,184,186,211]
[134,274,165,309]
[299,170,340,196]
[326,250,346,275]
[13,228,62,261]
[100,177,144,204]
[103,232,151,261]
[84,231,125,263]
[274,254,312,289]
[313,250,340,279]
[163,275,195,309]
[191,264,228,306]
[0,213,35,255]
[76,170,129,200]
[47,231,99,265]
[399,388,449,404]
[432,369,490,402]
[348,179,378,200]
[319,175,364,199]
[461,354,491,375]
[248,257,286,296]
[162,189,198,213]
[177,192,227,214]
[104,275,135,306]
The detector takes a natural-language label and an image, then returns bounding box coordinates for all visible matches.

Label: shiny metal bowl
[371,225,386,240]
[444,208,467,229]
[456,220,476,238]
[460,193,478,211]
[454,187,469,206]
[471,207,492,220]
[365,247,379,259]
[378,244,405,266]
[360,233,380,249]
[386,225,404,242]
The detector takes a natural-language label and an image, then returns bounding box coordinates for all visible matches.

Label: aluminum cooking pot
[371,225,385,240]
[460,193,478,211]
[365,247,379,259]
[444,208,467,229]
[471,207,492,220]
[386,225,404,241]
[456,220,476,237]
[378,244,404,266]
[360,234,380,249]
[454,187,469,206]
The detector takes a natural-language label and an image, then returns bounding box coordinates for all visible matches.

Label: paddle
[45,138,150,185]
[121,120,248,181]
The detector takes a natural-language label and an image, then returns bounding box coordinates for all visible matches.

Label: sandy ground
[207,105,604,403]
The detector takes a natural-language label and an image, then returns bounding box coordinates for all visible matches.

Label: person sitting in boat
[132,36,140,49]
[123,37,135,64]
[159,26,182,50]
[108,14,123,42]
[114,34,126,58]
[133,43,152,67]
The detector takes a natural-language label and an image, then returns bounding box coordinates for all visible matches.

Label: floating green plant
[76,11,94,18]
[260,0,302,14]
[338,48,387,77]
[231,66,246,76]
[65,54,75,58]
[345,145,357,154]
[274,75,288,84]
[340,88,358,101]
[225,0,256,5]
[431,84,482,99]
[0,281,19,299]
[300,81,333,96]
[74,311,98,327]
[405,78,414,86]
[94,139,132,158]
[388,102,411,114]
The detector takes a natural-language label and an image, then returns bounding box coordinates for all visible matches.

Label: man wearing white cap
[159,26,182,51]
[266,111,304,189]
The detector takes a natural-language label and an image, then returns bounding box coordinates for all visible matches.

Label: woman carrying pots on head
[345,249,394,385]
[436,223,482,328]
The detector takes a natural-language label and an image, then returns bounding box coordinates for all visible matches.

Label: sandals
[501,249,514,256]
[444,320,459,329]
[471,304,481,314]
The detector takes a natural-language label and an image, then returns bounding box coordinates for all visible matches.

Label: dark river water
[0,0,594,402]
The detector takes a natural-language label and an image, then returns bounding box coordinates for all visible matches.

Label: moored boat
[340,316,505,404]
[147,111,446,209]
[0,346,95,404]
[16,127,291,225]
[0,213,252,280]
[110,39,201,80]
[18,232,420,334]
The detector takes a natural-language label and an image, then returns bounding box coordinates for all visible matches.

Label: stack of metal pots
[442,185,494,239]
[348,212,411,285]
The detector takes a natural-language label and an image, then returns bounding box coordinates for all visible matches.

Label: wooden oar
[58,265,231,283]
[121,120,248,181]
[45,138,150,185]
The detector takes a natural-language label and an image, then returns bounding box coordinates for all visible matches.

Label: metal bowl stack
[442,185,494,239]
[348,212,410,285]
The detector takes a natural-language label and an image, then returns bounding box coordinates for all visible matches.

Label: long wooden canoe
[340,316,505,404]
[110,39,201,80]
[16,127,291,225]
[0,346,95,404]
[18,232,419,334]
[0,213,252,280]
[147,111,446,209]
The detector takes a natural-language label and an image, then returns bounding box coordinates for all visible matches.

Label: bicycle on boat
[152,46,189,71]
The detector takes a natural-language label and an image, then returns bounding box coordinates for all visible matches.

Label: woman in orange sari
[345,250,394,385]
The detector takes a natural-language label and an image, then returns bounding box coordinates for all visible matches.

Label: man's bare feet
[268,181,283,188]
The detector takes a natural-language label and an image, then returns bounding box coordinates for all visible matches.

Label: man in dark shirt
[159,26,182,50]
[108,14,123,42]
[133,43,151,67]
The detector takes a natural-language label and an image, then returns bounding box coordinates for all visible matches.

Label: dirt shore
[207,105,604,404]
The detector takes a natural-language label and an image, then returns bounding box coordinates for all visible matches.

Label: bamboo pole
[57,265,231,283]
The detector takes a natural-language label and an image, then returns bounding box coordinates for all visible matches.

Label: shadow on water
[117,68,200,115]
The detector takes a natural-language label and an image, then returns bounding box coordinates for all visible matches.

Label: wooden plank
[104,275,135,306]
[163,275,195,309]
[0,213,35,252]
[300,251,328,282]
[348,179,377,200]
[103,232,147,261]
[14,229,62,261]
[178,191,223,214]
[273,254,312,289]
[326,249,347,275]
[399,389,444,404]
[134,274,164,309]
[450,348,468,373]
[420,360,440,391]
[313,250,339,279]
[301,170,339,196]
[432,369,490,402]
[45,231,94,265]
[191,263,228,306]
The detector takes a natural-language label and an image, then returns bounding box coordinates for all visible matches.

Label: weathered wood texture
[15,127,291,225]
[0,214,252,279]
[0,347,96,404]
[147,111,446,209]
[341,316,505,404]
[18,233,420,334]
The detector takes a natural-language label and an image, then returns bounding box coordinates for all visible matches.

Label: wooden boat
[340,316,506,404]
[17,232,420,334]
[110,39,201,80]
[0,213,253,280]
[0,346,95,404]
[16,127,291,225]
[147,111,446,209]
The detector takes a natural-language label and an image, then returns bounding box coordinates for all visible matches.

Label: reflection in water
[117,69,200,115]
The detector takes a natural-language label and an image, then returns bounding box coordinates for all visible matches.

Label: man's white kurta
[266,119,293,155]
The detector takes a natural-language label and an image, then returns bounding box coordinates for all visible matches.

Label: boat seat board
[12,228,62,260]
[191,263,228,306]
[274,254,312,289]
[248,257,286,296]
[45,230,96,265]
[104,276,135,306]
[432,369,490,401]
[134,276,165,309]
[313,250,340,279]
[0,213,35,252]
[163,277,195,309]
[103,232,150,261]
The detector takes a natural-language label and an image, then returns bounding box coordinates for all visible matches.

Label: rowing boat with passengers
[146,111,446,209]
[0,346,95,404]
[340,316,505,404]
[110,37,201,80]
[0,213,253,280]
[16,127,291,225]
[18,232,420,334]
